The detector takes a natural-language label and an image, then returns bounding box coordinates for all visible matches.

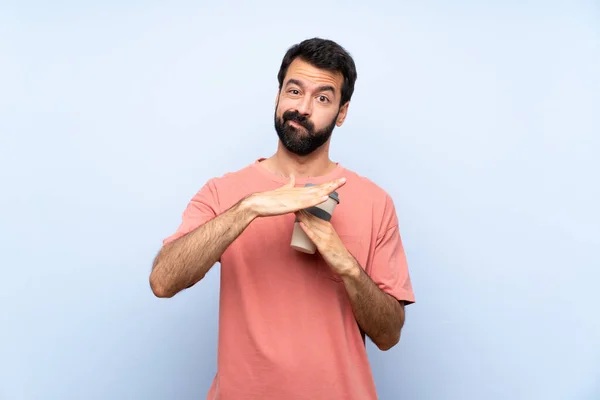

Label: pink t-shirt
[163,159,415,400]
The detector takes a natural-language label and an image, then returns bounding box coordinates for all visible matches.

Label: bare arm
[150,198,255,298]
[341,261,405,351]
[150,176,347,298]
[296,210,406,350]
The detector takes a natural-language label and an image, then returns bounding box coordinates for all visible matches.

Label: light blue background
[1,1,599,399]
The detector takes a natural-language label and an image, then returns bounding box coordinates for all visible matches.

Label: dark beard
[274,109,338,156]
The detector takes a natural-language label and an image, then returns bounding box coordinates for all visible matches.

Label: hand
[244,175,346,218]
[295,210,359,278]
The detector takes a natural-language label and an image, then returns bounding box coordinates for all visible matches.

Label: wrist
[237,195,259,222]
[339,257,362,280]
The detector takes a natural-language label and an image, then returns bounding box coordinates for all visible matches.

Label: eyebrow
[285,79,336,96]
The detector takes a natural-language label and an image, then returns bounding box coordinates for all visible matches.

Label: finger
[304,177,345,193]
[299,194,331,209]
[297,210,328,234]
[298,221,321,243]
[296,210,314,228]
[301,177,345,202]
[283,174,296,189]
[297,209,320,223]
[317,177,346,194]
[296,210,314,225]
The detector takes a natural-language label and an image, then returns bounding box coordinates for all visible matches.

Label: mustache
[282,110,314,131]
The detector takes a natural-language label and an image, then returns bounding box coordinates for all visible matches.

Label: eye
[288,89,300,96]
[317,95,330,103]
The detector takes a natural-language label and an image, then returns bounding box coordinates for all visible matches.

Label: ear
[335,101,350,127]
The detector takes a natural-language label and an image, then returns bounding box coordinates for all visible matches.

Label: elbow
[376,331,401,351]
[149,270,175,298]
[377,308,406,351]
[151,285,174,299]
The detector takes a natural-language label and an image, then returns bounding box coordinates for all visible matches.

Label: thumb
[283,174,296,189]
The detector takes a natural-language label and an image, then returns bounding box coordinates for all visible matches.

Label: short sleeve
[162,179,220,246]
[369,195,415,305]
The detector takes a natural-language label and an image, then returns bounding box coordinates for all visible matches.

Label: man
[150,37,415,400]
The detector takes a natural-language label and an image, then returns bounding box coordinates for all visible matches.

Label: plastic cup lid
[305,183,339,204]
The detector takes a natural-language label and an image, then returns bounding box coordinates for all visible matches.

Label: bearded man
[150,37,415,400]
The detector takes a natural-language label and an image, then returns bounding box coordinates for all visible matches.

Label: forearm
[150,198,255,298]
[342,261,405,351]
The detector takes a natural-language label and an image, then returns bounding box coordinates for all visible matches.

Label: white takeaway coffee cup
[290,183,340,254]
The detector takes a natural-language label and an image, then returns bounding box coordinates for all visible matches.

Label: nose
[295,95,312,117]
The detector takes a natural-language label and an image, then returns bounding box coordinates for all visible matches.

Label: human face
[274,58,349,156]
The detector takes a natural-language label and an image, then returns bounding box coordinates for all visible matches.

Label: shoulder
[200,161,268,212]
[342,167,395,205]
[208,162,256,184]
[341,166,399,232]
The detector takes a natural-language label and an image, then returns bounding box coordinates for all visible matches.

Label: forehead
[283,58,344,92]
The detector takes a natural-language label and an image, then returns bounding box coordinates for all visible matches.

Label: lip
[287,120,305,129]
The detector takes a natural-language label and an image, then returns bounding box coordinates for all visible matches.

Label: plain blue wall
[1,1,599,399]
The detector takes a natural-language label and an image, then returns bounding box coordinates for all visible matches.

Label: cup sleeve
[162,179,220,246]
[368,196,415,305]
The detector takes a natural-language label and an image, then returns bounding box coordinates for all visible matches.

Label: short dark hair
[277,38,357,106]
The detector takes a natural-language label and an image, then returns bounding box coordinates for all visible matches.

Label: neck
[263,142,336,178]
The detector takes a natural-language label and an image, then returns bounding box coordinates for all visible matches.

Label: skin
[262,58,349,178]
[296,210,405,350]
[149,175,346,298]
[150,58,405,351]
